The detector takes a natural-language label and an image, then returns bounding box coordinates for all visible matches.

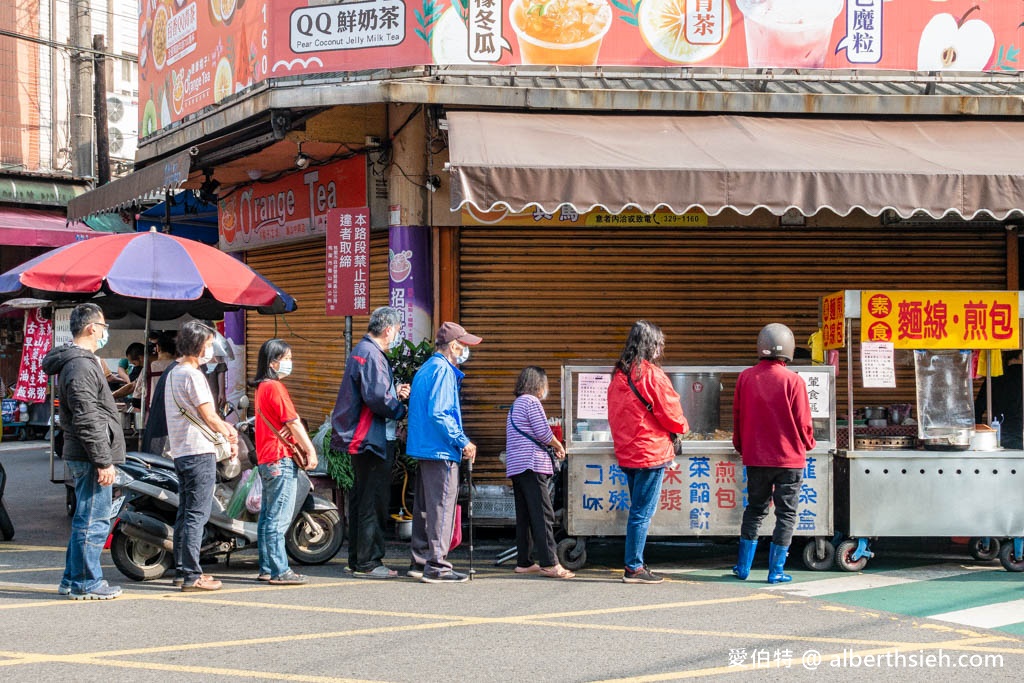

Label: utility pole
[69,0,94,179]
[93,34,109,185]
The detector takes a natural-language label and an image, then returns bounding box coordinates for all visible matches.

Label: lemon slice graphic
[638,0,730,64]
[213,57,233,103]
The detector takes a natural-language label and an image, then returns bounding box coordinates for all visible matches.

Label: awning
[66,149,193,221]
[0,209,94,247]
[447,112,1024,220]
[0,178,89,206]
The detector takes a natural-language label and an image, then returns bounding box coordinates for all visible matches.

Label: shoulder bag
[169,367,233,462]
[257,407,310,470]
[624,367,685,457]
[509,413,561,470]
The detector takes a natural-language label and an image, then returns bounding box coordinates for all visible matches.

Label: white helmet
[757,323,795,362]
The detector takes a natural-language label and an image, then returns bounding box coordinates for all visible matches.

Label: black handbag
[624,368,684,457]
[509,414,561,470]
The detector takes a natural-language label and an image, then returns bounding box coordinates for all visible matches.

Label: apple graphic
[917,8,994,71]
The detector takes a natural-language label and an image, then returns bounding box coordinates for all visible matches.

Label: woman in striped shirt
[505,366,572,579]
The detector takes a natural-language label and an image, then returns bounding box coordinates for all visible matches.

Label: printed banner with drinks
[389,226,433,343]
[142,0,1024,133]
[861,290,1020,350]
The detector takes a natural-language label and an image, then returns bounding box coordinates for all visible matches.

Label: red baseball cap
[435,322,482,346]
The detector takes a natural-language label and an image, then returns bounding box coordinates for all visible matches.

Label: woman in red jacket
[607,320,688,584]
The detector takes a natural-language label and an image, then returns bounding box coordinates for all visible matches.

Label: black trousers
[740,466,802,547]
[347,444,396,572]
[511,469,558,568]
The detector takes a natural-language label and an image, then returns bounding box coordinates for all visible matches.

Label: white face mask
[456,345,470,365]
[199,345,214,365]
[388,328,404,351]
[277,359,293,378]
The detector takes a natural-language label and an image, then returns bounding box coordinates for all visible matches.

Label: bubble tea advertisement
[142,1,1024,133]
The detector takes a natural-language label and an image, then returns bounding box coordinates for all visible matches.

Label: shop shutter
[244,233,389,426]
[458,223,1007,483]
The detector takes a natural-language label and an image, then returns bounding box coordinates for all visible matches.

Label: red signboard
[142,0,1024,133]
[12,309,52,404]
[325,207,371,316]
[217,156,367,252]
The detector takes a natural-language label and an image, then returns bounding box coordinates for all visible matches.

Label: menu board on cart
[576,373,611,420]
[797,371,831,418]
[861,341,896,388]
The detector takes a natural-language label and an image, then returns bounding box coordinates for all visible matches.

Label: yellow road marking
[518,592,779,620]
[0,544,65,552]
[0,566,65,575]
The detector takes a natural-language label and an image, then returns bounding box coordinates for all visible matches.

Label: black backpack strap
[624,368,654,413]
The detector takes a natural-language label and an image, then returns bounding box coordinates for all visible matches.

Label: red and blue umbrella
[0,229,296,319]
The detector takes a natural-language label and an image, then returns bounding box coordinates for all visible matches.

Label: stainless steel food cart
[557,363,836,571]
[825,290,1024,571]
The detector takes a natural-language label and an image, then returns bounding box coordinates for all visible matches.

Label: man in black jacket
[42,303,126,600]
[331,306,410,578]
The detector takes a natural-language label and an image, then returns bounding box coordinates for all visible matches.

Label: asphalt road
[1,441,1023,682]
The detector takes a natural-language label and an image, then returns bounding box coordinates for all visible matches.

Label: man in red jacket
[731,323,816,584]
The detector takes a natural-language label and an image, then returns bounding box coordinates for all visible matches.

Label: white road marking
[929,599,1024,629]
[763,564,973,598]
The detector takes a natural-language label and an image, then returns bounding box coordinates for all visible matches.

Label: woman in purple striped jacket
[505,366,573,579]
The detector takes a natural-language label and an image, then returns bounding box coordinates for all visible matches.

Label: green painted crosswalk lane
[678,557,1024,634]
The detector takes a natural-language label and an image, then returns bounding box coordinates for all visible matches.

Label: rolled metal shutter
[458,223,1007,483]
[244,233,390,425]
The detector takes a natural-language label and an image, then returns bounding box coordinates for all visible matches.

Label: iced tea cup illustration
[509,0,613,66]
[736,0,843,68]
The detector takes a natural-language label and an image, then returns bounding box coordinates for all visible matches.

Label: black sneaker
[407,564,425,579]
[68,580,123,600]
[420,570,468,584]
[622,566,664,584]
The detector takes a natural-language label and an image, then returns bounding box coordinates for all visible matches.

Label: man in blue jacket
[407,322,482,583]
[331,306,409,578]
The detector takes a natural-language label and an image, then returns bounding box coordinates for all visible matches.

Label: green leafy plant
[387,338,436,471]
[320,421,354,491]
[611,0,641,26]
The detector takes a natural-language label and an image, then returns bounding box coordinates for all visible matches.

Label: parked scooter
[109,450,342,581]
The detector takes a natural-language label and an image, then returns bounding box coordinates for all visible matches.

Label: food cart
[557,363,837,571]
[825,290,1024,572]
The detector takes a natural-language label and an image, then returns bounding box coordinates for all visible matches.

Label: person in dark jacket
[731,323,816,585]
[975,350,1023,449]
[42,303,126,600]
[330,306,410,578]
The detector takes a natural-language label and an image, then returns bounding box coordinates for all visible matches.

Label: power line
[0,28,138,61]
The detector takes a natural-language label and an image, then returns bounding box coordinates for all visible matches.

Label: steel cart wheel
[968,537,1001,562]
[556,537,587,571]
[835,539,869,572]
[999,542,1024,572]
[802,538,835,571]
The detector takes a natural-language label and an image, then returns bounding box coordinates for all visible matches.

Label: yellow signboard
[822,291,846,350]
[462,206,708,227]
[860,291,1020,350]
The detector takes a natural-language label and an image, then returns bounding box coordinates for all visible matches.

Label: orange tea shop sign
[861,291,1020,350]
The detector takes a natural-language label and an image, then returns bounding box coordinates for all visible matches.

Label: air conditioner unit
[105,93,138,162]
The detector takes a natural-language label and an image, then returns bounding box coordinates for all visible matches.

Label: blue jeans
[62,460,113,594]
[258,458,298,578]
[623,466,665,572]
[173,453,217,583]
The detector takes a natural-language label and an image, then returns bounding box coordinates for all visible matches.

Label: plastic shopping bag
[449,504,463,551]
[225,469,256,519]
[245,470,264,515]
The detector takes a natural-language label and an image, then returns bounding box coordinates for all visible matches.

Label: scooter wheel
[110,527,173,581]
[0,502,14,541]
[286,509,343,565]
[999,542,1024,572]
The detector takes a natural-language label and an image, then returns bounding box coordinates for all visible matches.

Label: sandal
[514,564,541,574]
[181,575,222,592]
[539,565,575,579]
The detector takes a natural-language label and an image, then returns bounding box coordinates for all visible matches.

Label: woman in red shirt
[254,339,318,585]
[607,320,688,584]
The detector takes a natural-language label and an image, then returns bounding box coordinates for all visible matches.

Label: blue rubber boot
[767,542,792,584]
[731,538,757,580]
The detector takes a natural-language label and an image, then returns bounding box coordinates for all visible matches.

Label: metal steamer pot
[921,428,973,451]
[670,373,721,437]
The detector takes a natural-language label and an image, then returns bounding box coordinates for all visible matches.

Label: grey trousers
[409,459,460,577]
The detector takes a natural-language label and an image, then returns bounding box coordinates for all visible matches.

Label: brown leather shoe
[181,575,222,592]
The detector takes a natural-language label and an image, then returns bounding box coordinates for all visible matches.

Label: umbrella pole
[138,297,152,451]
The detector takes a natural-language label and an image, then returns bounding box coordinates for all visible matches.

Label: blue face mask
[389,328,404,351]
[277,359,293,378]
[96,327,109,351]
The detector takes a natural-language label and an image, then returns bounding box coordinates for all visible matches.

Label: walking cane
[467,456,475,580]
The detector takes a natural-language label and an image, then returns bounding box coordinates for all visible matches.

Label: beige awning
[67,150,193,221]
[447,112,1024,220]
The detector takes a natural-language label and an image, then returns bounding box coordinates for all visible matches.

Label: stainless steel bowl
[863,406,888,420]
